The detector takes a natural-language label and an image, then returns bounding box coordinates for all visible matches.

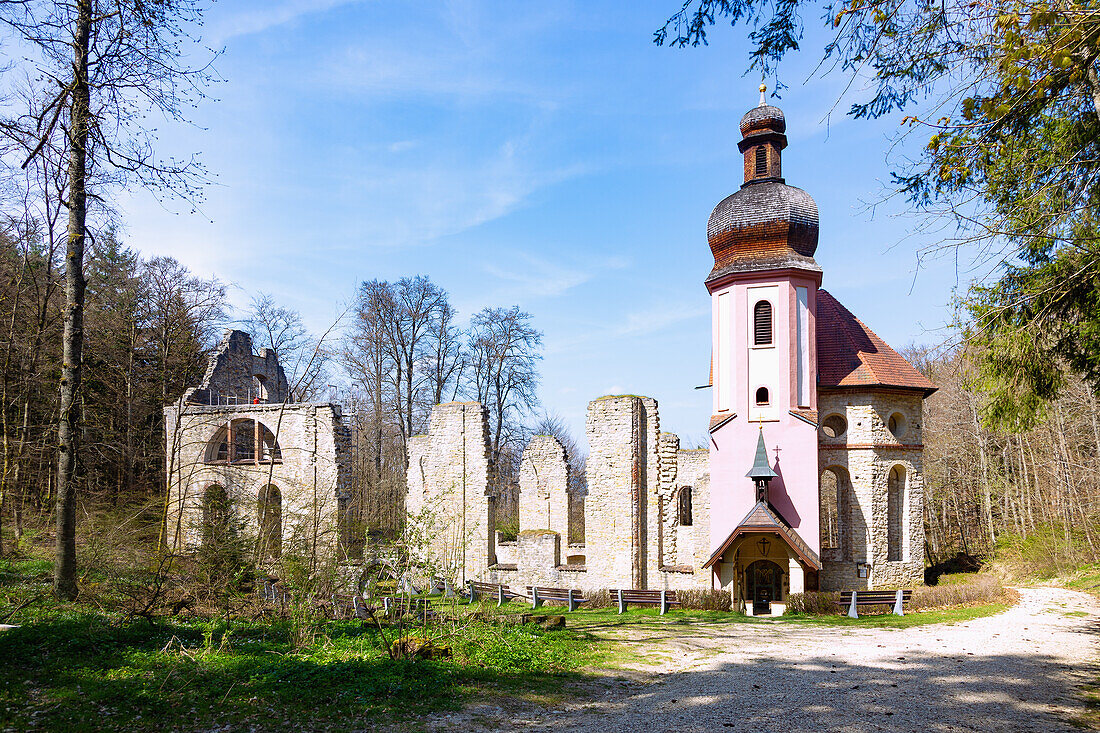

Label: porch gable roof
[703,500,822,571]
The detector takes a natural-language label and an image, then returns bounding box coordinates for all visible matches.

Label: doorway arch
[746,559,784,614]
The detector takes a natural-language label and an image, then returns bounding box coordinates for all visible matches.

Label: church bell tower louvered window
[753,300,773,346]
[755,145,767,177]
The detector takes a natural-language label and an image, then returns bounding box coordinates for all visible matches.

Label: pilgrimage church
[164,89,937,616]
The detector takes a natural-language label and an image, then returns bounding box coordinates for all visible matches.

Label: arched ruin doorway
[258,484,282,559]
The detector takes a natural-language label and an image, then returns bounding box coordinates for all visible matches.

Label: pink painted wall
[708,269,822,558]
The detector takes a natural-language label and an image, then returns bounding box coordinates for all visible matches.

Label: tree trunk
[54,0,91,601]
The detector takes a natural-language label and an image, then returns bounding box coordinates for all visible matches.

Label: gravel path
[436,587,1100,732]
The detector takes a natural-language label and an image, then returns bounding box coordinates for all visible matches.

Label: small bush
[786,591,841,615]
[677,589,732,611]
[585,589,613,609]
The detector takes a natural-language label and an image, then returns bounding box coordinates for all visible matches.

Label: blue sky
[118,0,978,446]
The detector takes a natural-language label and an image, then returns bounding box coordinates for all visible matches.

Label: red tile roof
[816,289,937,396]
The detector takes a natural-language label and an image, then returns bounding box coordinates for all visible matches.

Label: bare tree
[246,292,329,401]
[0,0,217,598]
[467,306,542,473]
[384,276,447,451]
[426,299,464,406]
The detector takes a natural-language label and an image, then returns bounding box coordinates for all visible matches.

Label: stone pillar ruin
[404,402,494,582]
[518,435,570,536]
[584,395,660,589]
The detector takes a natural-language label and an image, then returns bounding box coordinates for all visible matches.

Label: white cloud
[206,0,364,46]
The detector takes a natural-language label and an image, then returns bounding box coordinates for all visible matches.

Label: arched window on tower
[755,386,770,406]
[820,467,852,562]
[753,301,773,346]
[888,465,906,561]
[678,487,693,526]
[755,146,767,176]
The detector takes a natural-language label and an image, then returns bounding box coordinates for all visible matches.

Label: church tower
[702,88,824,612]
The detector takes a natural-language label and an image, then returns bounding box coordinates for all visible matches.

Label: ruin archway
[204,419,282,465]
[820,466,852,561]
[201,484,230,547]
[258,484,282,559]
[888,464,906,561]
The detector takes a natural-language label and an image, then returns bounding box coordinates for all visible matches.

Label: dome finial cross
[759,83,767,106]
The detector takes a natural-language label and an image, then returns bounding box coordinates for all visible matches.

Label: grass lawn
[0,554,1017,732]
[0,558,600,732]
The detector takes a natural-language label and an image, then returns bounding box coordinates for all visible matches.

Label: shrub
[786,591,841,615]
[677,589,732,611]
[910,573,1007,610]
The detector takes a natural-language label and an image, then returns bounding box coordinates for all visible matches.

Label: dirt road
[436,587,1100,732]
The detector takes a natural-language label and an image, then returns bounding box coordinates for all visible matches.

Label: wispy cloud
[482,253,628,301]
[206,0,363,46]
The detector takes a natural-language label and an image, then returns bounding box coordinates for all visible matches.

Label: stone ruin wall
[817,389,925,591]
[405,402,494,583]
[409,395,714,592]
[517,435,570,537]
[165,331,351,561]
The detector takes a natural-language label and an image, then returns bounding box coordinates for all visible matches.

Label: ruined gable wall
[818,389,925,590]
[185,330,289,404]
[518,435,569,536]
[404,402,494,582]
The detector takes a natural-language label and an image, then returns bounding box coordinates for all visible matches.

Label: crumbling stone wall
[818,389,925,590]
[518,435,569,536]
[165,331,350,560]
[584,396,661,589]
[405,402,494,582]
[165,403,351,557]
[184,330,289,405]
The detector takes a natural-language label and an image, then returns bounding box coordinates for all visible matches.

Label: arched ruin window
[887,412,907,439]
[678,487,693,526]
[753,300,773,346]
[204,419,282,465]
[258,484,282,559]
[888,465,906,561]
[755,386,770,405]
[820,467,851,561]
[202,484,230,547]
[253,375,269,403]
[821,413,847,439]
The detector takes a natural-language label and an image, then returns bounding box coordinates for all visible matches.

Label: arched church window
[820,466,852,561]
[678,487,693,526]
[755,146,767,176]
[753,301,773,346]
[888,465,906,561]
[755,386,770,405]
[204,419,282,465]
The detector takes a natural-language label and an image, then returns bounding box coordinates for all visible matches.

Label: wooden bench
[468,581,527,607]
[526,586,586,612]
[840,589,912,617]
[610,589,681,615]
[331,593,381,620]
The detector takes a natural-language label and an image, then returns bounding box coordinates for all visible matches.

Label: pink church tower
[702,87,823,614]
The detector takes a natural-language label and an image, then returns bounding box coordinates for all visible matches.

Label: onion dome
[705,86,820,286]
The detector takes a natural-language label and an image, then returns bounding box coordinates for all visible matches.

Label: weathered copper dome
[705,91,820,285]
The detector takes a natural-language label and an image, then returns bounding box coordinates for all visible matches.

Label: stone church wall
[818,389,925,590]
[405,402,495,582]
[517,435,570,536]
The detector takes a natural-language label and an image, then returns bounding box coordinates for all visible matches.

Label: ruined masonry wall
[184,330,289,405]
[405,402,494,582]
[518,436,569,536]
[165,402,347,557]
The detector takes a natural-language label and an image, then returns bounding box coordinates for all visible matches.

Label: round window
[821,414,847,438]
[888,412,907,438]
